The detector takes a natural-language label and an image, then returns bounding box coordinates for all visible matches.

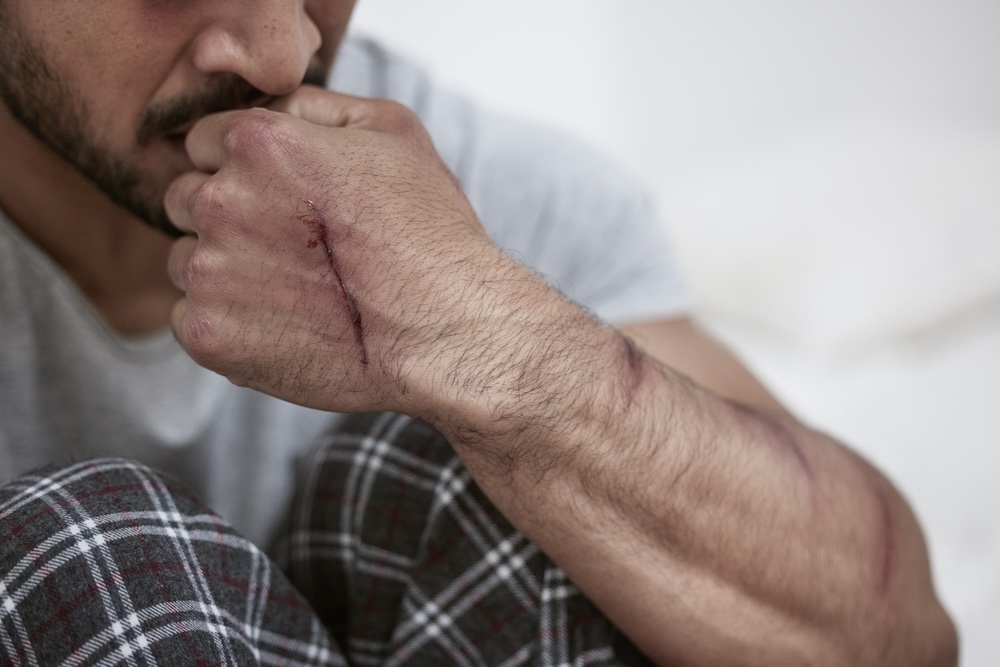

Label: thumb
[268,85,387,129]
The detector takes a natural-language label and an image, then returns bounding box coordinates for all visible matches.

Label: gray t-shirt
[0,36,688,548]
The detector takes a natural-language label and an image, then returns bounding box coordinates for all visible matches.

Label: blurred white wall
[350,2,1000,664]
[352,1,1000,182]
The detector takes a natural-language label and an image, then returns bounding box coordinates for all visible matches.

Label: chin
[100,162,183,238]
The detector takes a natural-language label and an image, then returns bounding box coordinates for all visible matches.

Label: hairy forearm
[162,91,954,664]
[424,286,956,666]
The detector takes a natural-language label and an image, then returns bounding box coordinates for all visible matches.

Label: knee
[0,457,205,561]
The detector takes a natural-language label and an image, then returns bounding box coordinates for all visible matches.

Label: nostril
[189,22,313,98]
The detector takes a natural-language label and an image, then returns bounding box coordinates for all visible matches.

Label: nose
[190,1,323,97]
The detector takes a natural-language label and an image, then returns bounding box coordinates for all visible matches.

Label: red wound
[298,200,369,369]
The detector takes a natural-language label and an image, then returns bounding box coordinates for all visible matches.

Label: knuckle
[174,306,220,363]
[222,109,285,161]
[188,179,224,220]
[187,179,243,237]
[180,247,212,289]
[176,307,244,380]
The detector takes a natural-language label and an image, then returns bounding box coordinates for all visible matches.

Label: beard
[0,12,328,237]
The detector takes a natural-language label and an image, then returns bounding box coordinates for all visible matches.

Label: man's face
[0,0,356,236]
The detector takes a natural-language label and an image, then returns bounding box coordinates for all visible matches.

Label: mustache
[135,66,328,147]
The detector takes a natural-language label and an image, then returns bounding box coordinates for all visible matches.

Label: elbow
[825,597,958,667]
[930,611,960,667]
[882,599,960,667]
[911,602,960,667]
[865,473,958,666]
[836,471,960,666]
[867,544,961,665]
[889,602,959,667]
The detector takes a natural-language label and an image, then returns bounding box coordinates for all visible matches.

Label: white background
[350,2,1000,663]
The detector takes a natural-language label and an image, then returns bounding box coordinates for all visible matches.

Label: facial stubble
[0,12,328,237]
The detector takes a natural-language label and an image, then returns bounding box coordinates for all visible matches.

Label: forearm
[424,284,956,666]
[162,92,955,666]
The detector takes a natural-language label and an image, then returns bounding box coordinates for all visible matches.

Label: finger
[169,297,197,355]
[167,234,199,292]
[269,86,417,134]
[163,170,212,235]
[268,85,357,127]
[169,298,188,343]
[182,107,270,172]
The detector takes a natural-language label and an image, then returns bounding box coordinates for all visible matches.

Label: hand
[164,87,538,415]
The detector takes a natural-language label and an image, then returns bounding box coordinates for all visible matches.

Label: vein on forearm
[723,398,814,480]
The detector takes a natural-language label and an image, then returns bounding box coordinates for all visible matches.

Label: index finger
[268,85,359,127]
[270,86,418,134]
[182,107,278,172]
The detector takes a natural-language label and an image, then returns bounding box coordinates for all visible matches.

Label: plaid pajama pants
[1,413,650,666]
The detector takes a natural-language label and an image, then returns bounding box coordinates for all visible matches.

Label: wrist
[417,270,646,468]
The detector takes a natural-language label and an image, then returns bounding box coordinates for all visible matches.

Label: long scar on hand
[298,201,369,369]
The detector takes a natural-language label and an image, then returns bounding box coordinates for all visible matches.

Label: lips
[162,119,198,153]
[164,133,187,152]
[167,119,194,139]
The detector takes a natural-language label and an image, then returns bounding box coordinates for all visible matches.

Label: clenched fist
[163,87,591,423]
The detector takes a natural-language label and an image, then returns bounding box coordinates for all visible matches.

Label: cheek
[21,36,164,153]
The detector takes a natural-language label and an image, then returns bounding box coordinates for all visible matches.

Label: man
[0,1,956,665]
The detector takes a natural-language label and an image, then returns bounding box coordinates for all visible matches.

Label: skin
[0,1,958,665]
